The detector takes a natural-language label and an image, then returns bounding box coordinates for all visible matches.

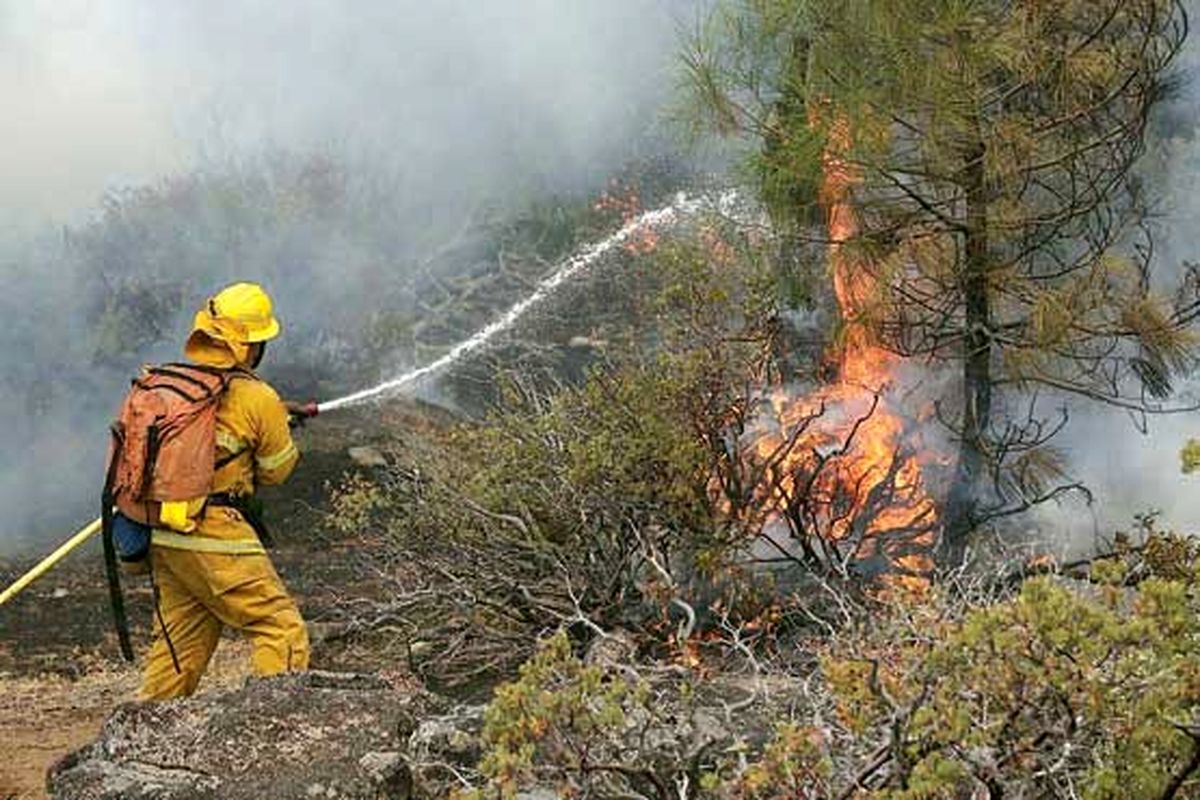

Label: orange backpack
[101,363,239,661]
[105,363,237,525]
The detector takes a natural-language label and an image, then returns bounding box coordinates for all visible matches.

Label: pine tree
[685,0,1198,563]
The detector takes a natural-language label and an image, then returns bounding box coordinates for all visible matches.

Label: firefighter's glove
[285,400,319,429]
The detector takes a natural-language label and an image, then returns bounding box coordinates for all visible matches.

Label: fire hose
[0,401,321,609]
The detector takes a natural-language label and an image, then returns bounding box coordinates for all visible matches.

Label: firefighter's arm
[252,387,300,486]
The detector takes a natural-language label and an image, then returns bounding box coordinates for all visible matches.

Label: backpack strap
[205,365,261,472]
[162,362,259,385]
[130,362,232,406]
[101,425,134,663]
[215,448,247,470]
[146,366,222,397]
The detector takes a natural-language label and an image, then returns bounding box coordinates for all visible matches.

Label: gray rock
[357,751,410,798]
[48,672,417,800]
[357,751,402,780]
[347,446,388,468]
[405,705,486,798]
[567,335,608,349]
[47,758,220,800]
[409,707,485,766]
[583,630,636,667]
[516,791,560,800]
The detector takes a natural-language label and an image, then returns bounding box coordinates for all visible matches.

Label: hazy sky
[0,1,691,230]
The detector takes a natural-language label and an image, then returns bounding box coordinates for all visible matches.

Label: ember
[594,180,660,255]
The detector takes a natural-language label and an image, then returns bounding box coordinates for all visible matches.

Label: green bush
[458,539,1200,798]
[454,631,649,799]
[441,237,782,616]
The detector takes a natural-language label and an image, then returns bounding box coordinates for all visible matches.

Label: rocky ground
[41,665,796,800]
[46,672,436,800]
[0,401,440,800]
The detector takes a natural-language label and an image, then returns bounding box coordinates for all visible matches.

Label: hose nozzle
[285,400,320,427]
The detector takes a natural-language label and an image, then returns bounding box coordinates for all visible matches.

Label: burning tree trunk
[718,114,940,590]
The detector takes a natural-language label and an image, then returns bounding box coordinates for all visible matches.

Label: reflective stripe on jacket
[151,529,265,555]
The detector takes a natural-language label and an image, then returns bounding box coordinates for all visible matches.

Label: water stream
[317,191,732,412]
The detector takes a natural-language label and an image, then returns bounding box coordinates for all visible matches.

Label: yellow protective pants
[139,544,309,700]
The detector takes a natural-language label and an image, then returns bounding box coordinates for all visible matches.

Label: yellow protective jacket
[150,361,298,550]
[212,375,299,495]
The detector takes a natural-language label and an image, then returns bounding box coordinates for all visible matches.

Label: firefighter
[140,282,309,700]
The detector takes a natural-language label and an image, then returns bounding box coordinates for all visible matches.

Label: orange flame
[740,114,939,592]
[595,179,660,255]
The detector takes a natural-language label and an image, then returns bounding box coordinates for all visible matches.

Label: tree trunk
[941,136,991,567]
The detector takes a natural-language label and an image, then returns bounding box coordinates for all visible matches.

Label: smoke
[1036,3,1200,552]
[1,1,695,225]
[0,2,182,235]
[0,0,698,552]
[10,0,1194,561]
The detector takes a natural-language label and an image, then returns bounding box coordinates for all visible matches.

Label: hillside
[3,201,1198,797]
[6,1,1200,796]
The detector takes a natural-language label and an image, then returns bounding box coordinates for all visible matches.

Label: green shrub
[411,237,783,621]
[461,561,1200,798]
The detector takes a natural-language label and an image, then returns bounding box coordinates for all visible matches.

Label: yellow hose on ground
[0,517,102,606]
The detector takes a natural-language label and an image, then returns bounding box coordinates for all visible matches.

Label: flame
[595,179,660,255]
[738,114,939,592]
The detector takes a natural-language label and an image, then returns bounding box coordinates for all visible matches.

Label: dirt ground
[0,402,437,800]
[0,641,254,800]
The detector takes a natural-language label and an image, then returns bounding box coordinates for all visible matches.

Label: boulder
[48,672,440,800]
[347,446,388,469]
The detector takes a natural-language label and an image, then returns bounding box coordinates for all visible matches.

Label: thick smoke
[0,1,695,552]
[1,1,691,226]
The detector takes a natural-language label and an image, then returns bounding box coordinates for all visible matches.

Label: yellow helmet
[185,282,281,368]
[205,282,281,343]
